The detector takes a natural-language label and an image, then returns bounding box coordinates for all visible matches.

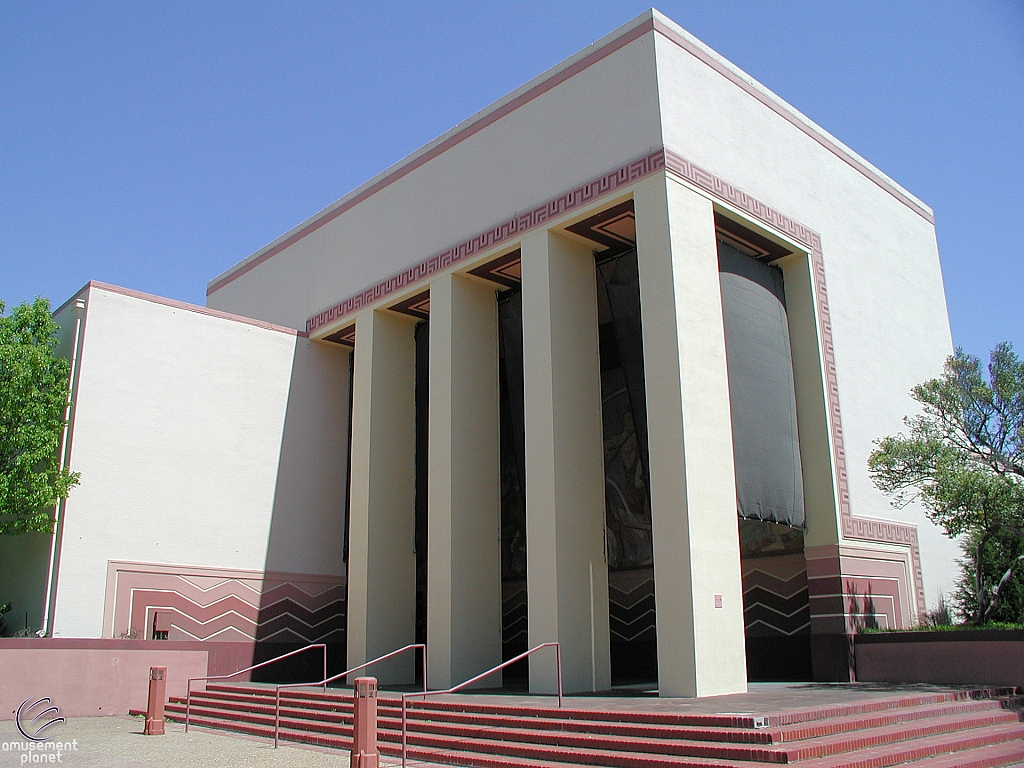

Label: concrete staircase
[162,683,1024,767]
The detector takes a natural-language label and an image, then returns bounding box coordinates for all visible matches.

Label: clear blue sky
[2,1,1021,361]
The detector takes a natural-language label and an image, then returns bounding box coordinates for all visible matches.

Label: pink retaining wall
[0,639,254,719]
[855,630,1024,688]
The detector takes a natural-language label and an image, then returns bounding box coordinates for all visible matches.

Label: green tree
[954,528,1024,624]
[0,298,80,534]
[868,343,1024,625]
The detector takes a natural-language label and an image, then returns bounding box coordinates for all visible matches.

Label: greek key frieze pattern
[305,150,665,333]
[304,144,928,618]
[662,150,821,252]
[663,147,927,619]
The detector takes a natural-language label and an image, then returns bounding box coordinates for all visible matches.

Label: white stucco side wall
[49,284,348,638]
[649,17,956,602]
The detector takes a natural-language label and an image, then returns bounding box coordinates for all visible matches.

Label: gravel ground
[0,716,372,768]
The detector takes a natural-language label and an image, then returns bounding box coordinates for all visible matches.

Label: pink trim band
[207,18,656,297]
[650,19,932,225]
[306,149,662,333]
[666,149,928,620]
[61,281,304,337]
[208,13,930,298]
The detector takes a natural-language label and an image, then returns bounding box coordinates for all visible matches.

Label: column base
[810,633,856,682]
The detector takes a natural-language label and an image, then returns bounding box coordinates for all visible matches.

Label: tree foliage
[868,343,1024,624]
[954,528,1024,624]
[0,298,80,535]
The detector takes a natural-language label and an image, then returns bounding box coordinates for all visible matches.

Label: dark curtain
[718,241,806,529]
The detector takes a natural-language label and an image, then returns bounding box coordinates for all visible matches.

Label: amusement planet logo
[3,697,78,764]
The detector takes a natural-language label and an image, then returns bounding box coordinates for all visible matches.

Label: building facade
[0,10,957,698]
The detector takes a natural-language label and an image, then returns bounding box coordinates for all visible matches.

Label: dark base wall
[746,636,812,682]
[250,641,347,684]
[854,630,1024,688]
[812,634,856,682]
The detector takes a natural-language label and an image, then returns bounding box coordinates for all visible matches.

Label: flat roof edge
[650,11,933,219]
[208,7,934,296]
[60,280,303,337]
[206,10,658,295]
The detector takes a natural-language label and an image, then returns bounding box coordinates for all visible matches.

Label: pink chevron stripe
[743,569,808,590]
[259,583,346,611]
[130,588,260,618]
[123,575,260,606]
[110,563,347,641]
[257,611,345,633]
[741,555,808,581]
[161,611,258,641]
[131,591,261,631]
[744,587,809,604]
[177,576,263,596]
[745,620,811,637]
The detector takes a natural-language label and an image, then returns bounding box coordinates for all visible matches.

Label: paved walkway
[1,683,1008,767]
[0,716,362,768]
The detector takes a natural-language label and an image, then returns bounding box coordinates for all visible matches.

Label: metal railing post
[274,687,281,748]
[421,644,427,692]
[556,642,563,708]
[272,643,426,748]
[399,642,561,768]
[401,696,408,768]
[185,642,326,739]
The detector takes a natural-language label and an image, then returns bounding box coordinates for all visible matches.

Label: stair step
[795,724,1024,768]
[180,714,744,768]
[172,705,778,761]
[895,740,1024,768]
[169,705,1024,766]
[168,684,1024,768]
[777,711,1023,762]
[773,699,1009,743]
[170,699,778,745]
[194,682,1014,733]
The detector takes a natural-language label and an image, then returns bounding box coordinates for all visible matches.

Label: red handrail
[400,642,561,768]
[185,643,326,732]
[273,643,426,748]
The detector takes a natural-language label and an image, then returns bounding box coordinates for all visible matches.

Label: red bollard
[351,677,379,768]
[144,666,167,735]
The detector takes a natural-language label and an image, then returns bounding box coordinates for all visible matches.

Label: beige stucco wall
[47,284,348,638]
[205,9,957,607]
[651,16,957,603]
[206,14,663,330]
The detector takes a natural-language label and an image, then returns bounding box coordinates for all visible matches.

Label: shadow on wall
[253,338,351,683]
[847,582,880,632]
[0,533,50,636]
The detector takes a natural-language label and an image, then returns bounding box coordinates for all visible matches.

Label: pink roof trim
[205,17,656,297]
[207,12,932,298]
[59,281,304,337]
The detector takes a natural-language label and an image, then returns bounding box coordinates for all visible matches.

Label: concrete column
[778,253,841,552]
[347,308,417,684]
[633,173,748,697]
[520,229,610,695]
[426,273,502,689]
[778,250,852,680]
